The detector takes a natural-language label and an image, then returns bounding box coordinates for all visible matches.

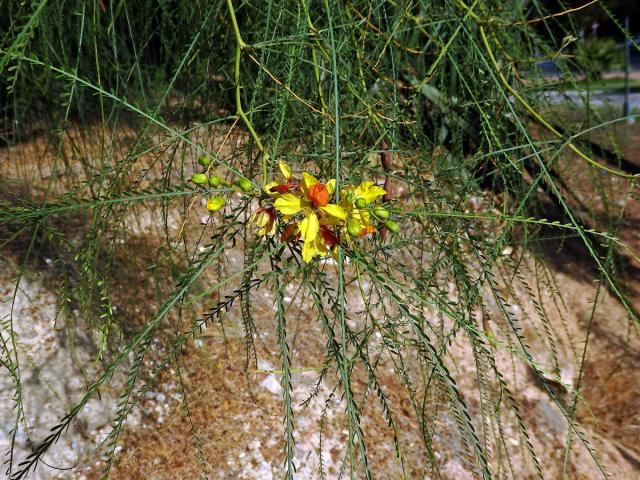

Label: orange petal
[308,183,329,207]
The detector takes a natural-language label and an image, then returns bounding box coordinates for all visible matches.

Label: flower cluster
[192,158,398,263]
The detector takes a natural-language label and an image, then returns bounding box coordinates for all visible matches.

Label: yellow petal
[355,181,373,194]
[319,215,343,226]
[314,236,329,256]
[319,203,347,221]
[299,212,319,241]
[356,181,386,204]
[339,197,352,211]
[301,236,328,263]
[264,181,281,197]
[302,238,317,262]
[301,172,318,196]
[258,220,276,236]
[351,208,371,225]
[274,194,303,215]
[326,179,336,195]
[278,161,292,180]
[251,211,266,228]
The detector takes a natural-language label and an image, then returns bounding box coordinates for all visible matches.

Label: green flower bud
[385,220,400,234]
[354,198,367,209]
[373,207,390,220]
[198,155,212,167]
[206,196,225,212]
[347,219,362,237]
[237,177,253,192]
[191,173,209,185]
[209,175,223,187]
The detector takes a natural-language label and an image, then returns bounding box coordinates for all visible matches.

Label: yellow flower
[265,161,296,198]
[354,181,386,205]
[273,171,347,262]
[250,207,277,235]
[340,181,386,239]
[298,221,341,262]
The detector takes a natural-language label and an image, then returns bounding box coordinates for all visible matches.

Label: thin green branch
[225,0,267,184]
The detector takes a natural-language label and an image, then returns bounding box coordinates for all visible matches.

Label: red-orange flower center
[308,183,329,207]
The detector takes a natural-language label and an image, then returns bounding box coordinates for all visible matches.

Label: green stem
[226,0,267,184]
[225,0,248,49]
[324,3,373,478]
[302,0,328,149]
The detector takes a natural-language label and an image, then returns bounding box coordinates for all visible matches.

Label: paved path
[542,90,640,113]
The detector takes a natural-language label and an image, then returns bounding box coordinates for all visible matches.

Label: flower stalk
[226,0,268,185]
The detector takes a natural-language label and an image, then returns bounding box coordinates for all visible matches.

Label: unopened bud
[209,175,223,187]
[385,220,400,234]
[354,198,367,209]
[191,173,209,185]
[373,207,390,220]
[237,178,253,192]
[198,155,212,167]
[347,219,362,237]
[206,196,225,212]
